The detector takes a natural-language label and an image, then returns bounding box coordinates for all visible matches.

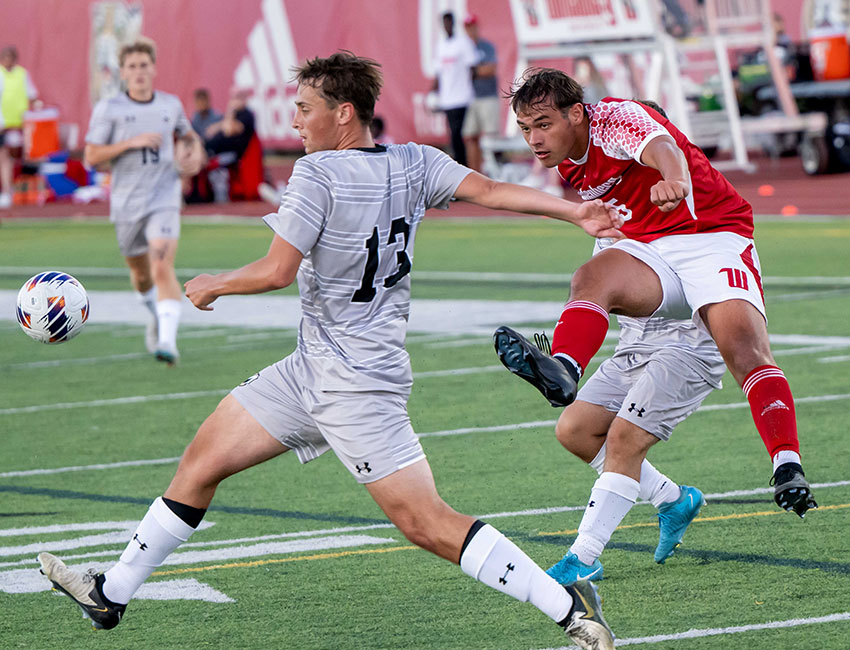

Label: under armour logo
[588,500,595,508]
[628,403,646,417]
[355,462,372,474]
[498,563,515,585]
[133,533,148,551]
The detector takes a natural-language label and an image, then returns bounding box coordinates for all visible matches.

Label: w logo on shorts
[719,267,748,290]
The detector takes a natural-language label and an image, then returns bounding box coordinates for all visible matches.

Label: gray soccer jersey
[263,144,471,392]
[86,91,191,221]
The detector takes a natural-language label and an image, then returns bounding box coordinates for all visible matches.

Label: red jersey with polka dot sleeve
[557,98,753,243]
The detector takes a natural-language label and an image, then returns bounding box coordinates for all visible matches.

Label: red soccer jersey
[557,98,753,242]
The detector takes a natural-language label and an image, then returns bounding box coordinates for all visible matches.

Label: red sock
[551,300,609,374]
[742,365,799,457]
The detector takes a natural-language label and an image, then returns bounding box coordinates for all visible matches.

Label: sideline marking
[538,612,850,649]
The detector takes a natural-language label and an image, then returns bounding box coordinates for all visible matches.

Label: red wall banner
[0,0,814,150]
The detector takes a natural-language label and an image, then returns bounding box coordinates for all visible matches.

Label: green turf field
[1,216,849,649]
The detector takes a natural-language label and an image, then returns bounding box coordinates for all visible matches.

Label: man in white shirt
[431,12,477,166]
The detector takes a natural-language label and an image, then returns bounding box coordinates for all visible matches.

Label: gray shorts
[231,351,426,484]
[114,209,181,257]
[577,347,715,440]
[462,96,501,137]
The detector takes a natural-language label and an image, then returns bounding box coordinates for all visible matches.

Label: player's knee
[555,416,581,452]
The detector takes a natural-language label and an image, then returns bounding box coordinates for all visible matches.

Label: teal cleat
[547,552,604,584]
[655,485,705,564]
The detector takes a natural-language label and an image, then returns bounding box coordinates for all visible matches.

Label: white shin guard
[460,523,572,623]
[102,497,196,604]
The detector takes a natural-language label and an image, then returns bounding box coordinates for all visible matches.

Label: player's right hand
[127,132,163,150]
[184,274,218,311]
[650,179,689,212]
[576,199,625,239]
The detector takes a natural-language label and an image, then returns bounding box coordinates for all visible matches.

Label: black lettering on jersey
[141,147,160,164]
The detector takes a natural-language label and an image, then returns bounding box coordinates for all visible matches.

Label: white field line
[539,612,850,650]
[4,378,850,478]
[2,479,848,569]
[820,354,850,363]
[3,266,850,286]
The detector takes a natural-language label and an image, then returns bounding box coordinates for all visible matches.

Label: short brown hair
[292,51,383,125]
[508,68,583,114]
[119,38,156,67]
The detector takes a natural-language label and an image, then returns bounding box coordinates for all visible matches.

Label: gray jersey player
[544,239,726,585]
[84,38,204,364]
[39,52,620,650]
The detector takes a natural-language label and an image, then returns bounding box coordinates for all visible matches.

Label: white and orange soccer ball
[16,272,89,344]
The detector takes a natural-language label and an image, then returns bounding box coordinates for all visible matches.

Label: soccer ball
[16,271,90,344]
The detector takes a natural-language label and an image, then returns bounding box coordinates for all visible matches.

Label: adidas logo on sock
[761,400,789,415]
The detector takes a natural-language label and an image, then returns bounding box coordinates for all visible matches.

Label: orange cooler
[809,26,850,81]
[23,107,61,159]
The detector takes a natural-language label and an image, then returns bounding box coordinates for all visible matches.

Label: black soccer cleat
[493,326,578,407]
[559,580,615,650]
[771,463,818,518]
[38,552,126,630]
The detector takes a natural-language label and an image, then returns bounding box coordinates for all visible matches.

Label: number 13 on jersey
[352,217,412,302]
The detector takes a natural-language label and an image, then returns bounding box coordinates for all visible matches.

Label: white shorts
[577,346,716,440]
[462,96,501,137]
[231,351,426,484]
[610,232,767,330]
[114,209,181,257]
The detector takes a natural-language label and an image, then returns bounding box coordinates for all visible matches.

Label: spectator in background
[461,14,500,173]
[431,12,476,166]
[197,88,258,203]
[191,88,222,145]
[204,88,255,166]
[0,46,38,209]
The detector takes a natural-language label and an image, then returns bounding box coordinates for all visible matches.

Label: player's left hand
[184,274,218,311]
[650,179,689,212]
[575,199,625,239]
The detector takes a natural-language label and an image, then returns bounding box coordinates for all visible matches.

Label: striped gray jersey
[86,91,191,221]
[615,316,726,387]
[263,143,471,392]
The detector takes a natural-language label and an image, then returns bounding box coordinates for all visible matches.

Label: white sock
[639,461,681,508]
[569,472,639,565]
[102,497,196,604]
[460,523,572,623]
[588,442,607,475]
[137,287,157,317]
[587,443,679,508]
[772,450,802,471]
[156,299,182,349]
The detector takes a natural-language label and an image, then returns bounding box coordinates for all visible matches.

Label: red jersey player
[494,68,816,519]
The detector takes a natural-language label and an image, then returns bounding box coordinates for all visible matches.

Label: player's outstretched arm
[184,235,303,311]
[453,171,624,238]
[84,133,163,167]
[639,135,691,213]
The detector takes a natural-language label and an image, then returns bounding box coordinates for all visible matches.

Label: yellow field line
[149,503,850,577]
[152,544,418,577]
[538,502,850,536]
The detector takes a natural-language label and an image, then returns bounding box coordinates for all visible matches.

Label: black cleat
[771,463,818,518]
[559,580,615,650]
[38,552,126,630]
[493,326,578,407]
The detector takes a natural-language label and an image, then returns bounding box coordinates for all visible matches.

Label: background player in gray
[39,52,620,649]
[542,238,726,584]
[84,38,204,364]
